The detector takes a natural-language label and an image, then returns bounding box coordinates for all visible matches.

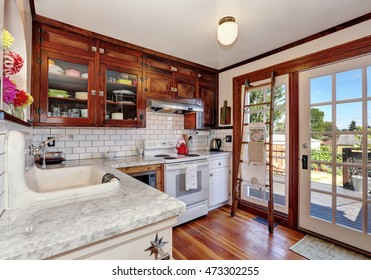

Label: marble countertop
[0,157,186,260]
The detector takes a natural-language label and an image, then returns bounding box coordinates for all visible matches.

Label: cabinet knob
[210,173,213,177]
[218,162,221,166]
[98,90,104,97]
[91,90,96,96]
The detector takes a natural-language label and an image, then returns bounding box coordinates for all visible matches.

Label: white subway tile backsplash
[65,128,80,134]
[93,129,105,135]
[79,128,93,135]
[79,153,92,160]
[86,135,99,141]
[92,141,104,147]
[29,112,233,160]
[110,135,121,141]
[67,153,79,160]
[79,141,92,147]
[104,140,115,146]
[65,141,79,148]
[98,135,110,141]
[86,147,99,153]
[50,128,66,135]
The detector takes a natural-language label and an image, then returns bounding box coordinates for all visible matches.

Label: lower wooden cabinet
[117,164,163,192]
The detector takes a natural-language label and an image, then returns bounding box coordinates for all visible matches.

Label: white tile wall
[32,112,212,160]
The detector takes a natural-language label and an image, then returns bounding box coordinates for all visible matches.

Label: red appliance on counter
[176,139,188,155]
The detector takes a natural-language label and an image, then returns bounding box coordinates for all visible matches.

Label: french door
[299,54,371,252]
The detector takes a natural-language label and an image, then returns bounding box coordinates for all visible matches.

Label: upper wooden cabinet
[145,55,198,104]
[184,70,218,129]
[32,24,146,127]
[99,41,143,69]
[37,25,95,58]
[31,20,218,128]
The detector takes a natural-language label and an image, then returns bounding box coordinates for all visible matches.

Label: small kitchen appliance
[210,138,222,151]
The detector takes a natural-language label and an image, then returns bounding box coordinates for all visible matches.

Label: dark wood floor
[172,205,306,260]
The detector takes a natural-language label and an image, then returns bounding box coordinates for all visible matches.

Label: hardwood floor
[173,205,306,260]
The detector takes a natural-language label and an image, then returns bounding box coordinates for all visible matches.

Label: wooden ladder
[231,71,276,233]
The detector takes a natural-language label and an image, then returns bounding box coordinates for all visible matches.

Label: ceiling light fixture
[217,16,238,45]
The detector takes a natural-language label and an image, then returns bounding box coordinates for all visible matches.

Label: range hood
[146,99,203,114]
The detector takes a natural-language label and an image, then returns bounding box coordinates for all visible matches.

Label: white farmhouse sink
[4,130,120,208]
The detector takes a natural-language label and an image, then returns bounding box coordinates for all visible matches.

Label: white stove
[143,140,208,163]
[144,139,209,225]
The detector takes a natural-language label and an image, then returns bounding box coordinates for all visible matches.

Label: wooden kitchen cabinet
[145,55,198,104]
[32,23,146,127]
[184,70,218,129]
[36,24,95,57]
[117,164,164,192]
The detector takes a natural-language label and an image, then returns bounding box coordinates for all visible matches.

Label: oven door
[164,159,209,205]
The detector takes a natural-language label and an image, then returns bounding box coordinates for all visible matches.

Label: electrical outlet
[226,135,232,142]
[47,137,55,147]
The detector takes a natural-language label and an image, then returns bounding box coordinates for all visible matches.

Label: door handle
[301,155,308,170]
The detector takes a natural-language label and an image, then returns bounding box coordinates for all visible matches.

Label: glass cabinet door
[39,51,95,125]
[102,64,143,126]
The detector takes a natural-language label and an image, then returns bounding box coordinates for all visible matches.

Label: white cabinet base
[48,217,176,260]
[208,155,231,210]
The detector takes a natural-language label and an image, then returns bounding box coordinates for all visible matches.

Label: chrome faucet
[37,134,73,169]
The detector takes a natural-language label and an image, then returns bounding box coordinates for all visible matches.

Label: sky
[310,66,371,131]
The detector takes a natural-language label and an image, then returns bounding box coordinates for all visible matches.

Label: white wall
[218,19,371,126]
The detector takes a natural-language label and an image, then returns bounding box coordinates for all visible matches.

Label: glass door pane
[105,69,138,121]
[47,58,89,119]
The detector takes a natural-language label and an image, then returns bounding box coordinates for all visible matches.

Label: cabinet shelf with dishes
[32,23,146,127]
[48,96,88,103]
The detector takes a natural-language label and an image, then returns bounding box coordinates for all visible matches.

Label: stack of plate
[49,64,64,74]
[112,113,123,120]
[48,89,69,98]
[75,92,88,100]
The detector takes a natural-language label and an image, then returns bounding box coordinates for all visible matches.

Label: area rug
[252,216,277,227]
[290,235,370,260]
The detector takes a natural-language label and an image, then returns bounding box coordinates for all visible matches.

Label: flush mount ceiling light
[217,16,238,45]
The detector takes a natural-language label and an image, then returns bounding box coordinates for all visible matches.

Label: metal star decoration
[145,233,168,260]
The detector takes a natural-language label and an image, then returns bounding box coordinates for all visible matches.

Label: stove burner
[154,154,170,157]
[184,154,200,157]
[164,157,177,160]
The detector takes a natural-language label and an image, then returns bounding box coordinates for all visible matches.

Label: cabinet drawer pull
[170,66,178,72]
[99,48,105,54]
[91,46,97,52]
[91,90,96,96]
